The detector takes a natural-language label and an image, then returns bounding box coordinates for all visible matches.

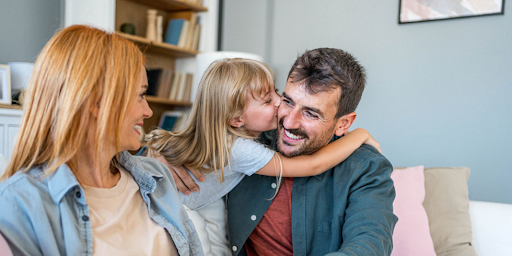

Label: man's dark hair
[287,48,366,119]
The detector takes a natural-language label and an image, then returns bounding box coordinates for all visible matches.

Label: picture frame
[0,65,12,105]
[159,111,184,131]
[399,0,505,24]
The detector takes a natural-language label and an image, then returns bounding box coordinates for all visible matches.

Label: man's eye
[305,111,318,119]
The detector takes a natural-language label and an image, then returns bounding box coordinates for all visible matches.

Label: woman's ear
[334,112,357,136]
[90,102,100,119]
[229,116,244,128]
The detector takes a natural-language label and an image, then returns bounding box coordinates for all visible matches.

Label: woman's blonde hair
[147,58,275,182]
[2,25,144,180]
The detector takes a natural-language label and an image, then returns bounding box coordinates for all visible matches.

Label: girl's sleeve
[228,137,275,176]
[179,138,275,210]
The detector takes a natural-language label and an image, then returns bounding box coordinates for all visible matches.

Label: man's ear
[229,116,244,128]
[334,112,357,136]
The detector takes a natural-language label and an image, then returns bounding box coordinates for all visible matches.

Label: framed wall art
[399,0,505,24]
[0,65,11,105]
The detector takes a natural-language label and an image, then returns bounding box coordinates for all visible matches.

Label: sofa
[391,166,512,256]
[1,155,511,255]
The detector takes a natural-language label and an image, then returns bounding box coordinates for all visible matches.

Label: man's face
[277,79,344,157]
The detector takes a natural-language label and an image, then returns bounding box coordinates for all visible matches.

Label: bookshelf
[115,0,208,131]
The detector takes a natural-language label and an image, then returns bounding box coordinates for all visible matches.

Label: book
[157,69,173,98]
[158,111,183,131]
[185,13,198,49]
[190,24,201,50]
[168,71,181,100]
[177,20,190,48]
[183,73,194,102]
[164,19,186,46]
[146,69,163,96]
[175,72,188,101]
[167,11,197,49]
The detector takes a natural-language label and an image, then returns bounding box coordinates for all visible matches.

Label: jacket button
[76,191,81,198]
[271,183,277,189]
[82,215,89,221]
[232,246,237,251]
[251,215,257,221]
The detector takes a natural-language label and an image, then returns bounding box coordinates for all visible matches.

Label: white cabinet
[0,108,22,161]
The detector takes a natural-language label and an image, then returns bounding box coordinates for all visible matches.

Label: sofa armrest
[470,200,512,256]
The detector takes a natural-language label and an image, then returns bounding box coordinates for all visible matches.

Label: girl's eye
[140,92,147,99]
[265,98,272,104]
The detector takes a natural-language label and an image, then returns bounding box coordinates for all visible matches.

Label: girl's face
[119,66,153,151]
[239,83,281,137]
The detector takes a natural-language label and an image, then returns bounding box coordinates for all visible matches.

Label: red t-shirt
[245,178,294,256]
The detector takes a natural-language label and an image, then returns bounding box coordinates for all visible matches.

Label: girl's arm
[255,128,380,177]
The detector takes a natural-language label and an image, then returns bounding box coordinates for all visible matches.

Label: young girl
[146,58,380,255]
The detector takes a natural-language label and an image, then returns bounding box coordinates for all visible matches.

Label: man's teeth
[285,129,304,140]
[134,125,142,132]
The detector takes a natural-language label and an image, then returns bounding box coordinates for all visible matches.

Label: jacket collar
[47,151,164,203]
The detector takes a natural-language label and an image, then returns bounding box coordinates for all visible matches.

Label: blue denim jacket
[227,131,397,256]
[0,151,204,256]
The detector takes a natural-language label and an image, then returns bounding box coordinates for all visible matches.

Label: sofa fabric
[423,167,477,256]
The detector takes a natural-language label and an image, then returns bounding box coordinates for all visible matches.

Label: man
[164,48,397,255]
[226,48,397,255]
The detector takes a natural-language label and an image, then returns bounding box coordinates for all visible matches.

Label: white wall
[0,0,62,64]
[221,0,512,204]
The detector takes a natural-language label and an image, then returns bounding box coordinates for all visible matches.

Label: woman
[0,25,203,256]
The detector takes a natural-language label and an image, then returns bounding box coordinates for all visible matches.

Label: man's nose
[283,108,301,130]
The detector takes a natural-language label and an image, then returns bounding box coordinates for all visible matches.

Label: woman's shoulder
[119,151,172,179]
[0,166,46,195]
[0,166,55,215]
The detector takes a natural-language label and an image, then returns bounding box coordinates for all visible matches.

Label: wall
[221,0,512,204]
[0,0,62,64]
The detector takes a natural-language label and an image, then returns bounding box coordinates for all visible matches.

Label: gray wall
[0,0,62,64]
[221,0,512,204]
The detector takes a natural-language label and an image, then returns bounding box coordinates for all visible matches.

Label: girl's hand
[345,128,382,153]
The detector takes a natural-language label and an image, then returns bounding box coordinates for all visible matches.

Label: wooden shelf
[146,95,192,106]
[116,32,199,58]
[126,0,207,12]
[0,104,22,110]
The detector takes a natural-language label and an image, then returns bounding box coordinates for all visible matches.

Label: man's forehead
[284,80,340,102]
[283,81,340,117]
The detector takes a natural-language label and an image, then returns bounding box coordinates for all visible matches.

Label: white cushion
[470,200,512,256]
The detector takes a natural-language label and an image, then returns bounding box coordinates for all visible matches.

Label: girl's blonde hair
[2,25,144,180]
[147,58,275,182]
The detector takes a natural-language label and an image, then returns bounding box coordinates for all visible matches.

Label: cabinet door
[0,109,22,160]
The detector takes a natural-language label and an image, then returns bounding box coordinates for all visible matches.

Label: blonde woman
[146,58,381,255]
[0,25,203,256]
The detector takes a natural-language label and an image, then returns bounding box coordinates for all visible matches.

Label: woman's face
[119,66,153,151]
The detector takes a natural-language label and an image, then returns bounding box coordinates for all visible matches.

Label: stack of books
[164,11,202,50]
[147,69,193,102]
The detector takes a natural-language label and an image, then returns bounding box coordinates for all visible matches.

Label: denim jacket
[227,131,397,256]
[0,151,204,256]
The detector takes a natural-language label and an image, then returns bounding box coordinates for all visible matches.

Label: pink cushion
[0,233,13,256]
[391,166,436,256]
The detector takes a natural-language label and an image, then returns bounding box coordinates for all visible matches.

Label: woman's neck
[73,146,120,188]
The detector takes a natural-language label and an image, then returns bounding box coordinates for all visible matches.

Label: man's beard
[277,118,335,157]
